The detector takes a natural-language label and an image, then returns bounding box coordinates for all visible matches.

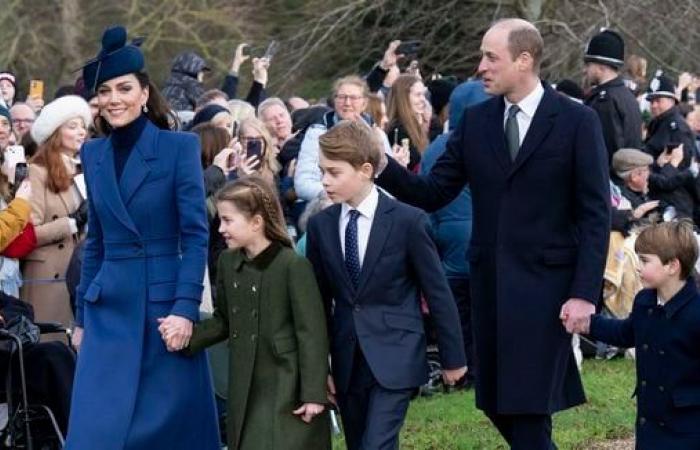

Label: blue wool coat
[65,121,220,450]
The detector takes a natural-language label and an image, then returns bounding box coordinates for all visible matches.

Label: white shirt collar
[504,80,545,119]
[341,185,379,220]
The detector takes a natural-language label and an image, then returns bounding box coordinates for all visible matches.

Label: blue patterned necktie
[345,210,361,288]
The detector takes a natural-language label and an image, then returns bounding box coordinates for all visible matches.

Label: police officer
[584,29,643,164]
[644,70,696,168]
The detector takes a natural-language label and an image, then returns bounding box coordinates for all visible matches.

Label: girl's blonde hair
[238,117,281,180]
[215,175,292,248]
[386,74,428,153]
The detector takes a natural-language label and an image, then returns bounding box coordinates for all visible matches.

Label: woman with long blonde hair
[236,116,281,188]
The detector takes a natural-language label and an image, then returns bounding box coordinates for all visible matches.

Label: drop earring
[142,104,148,113]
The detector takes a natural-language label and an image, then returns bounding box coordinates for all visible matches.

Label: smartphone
[246,140,263,169]
[5,145,25,165]
[396,40,421,56]
[665,142,680,154]
[29,79,44,99]
[263,40,279,62]
[392,128,399,146]
[14,162,28,186]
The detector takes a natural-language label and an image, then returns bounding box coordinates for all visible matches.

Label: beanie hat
[30,95,92,144]
[0,71,16,87]
[0,104,12,129]
[189,104,230,129]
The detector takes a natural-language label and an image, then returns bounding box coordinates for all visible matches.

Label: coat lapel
[119,122,158,206]
[485,99,512,174]
[508,84,559,177]
[93,138,140,235]
[355,193,393,296]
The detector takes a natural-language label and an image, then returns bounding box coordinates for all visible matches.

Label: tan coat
[21,162,81,329]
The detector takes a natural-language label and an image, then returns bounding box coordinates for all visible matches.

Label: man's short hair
[257,97,288,119]
[635,220,699,279]
[494,19,544,72]
[196,89,228,110]
[318,120,382,175]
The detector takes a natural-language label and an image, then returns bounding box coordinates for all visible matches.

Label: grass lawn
[332,358,636,450]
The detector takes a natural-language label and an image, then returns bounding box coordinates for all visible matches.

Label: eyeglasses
[12,119,34,125]
[334,94,365,103]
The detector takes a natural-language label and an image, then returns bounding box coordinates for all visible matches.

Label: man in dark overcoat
[376,18,610,449]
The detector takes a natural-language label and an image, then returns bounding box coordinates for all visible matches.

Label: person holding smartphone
[236,117,281,188]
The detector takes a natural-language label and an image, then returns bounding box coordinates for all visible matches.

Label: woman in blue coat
[65,26,220,450]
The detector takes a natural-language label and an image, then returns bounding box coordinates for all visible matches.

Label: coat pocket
[541,247,578,266]
[383,312,425,334]
[672,387,700,408]
[84,281,102,304]
[273,336,298,356]
[148,282,177,302]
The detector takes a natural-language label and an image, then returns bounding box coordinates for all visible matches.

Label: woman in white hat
[21,95,91,334]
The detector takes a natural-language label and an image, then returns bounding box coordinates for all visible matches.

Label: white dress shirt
[503,81,545,146]
[339,186,379,268]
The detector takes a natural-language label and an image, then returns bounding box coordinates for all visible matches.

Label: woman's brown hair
[30,130,73,193]
[192,123,231,169]
[386,74,428,153]
[215,175,292,248]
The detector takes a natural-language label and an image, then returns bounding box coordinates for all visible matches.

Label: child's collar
[654,278,697,318]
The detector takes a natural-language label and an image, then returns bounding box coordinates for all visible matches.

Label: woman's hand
[230,43,250,75]
[391,144,410,168]
[238,153,261,176]
[72,326,84,353]
[157,315,193,351]
[292,403,325,423]
[14,180,31,201]
[380,40,403,70]
[252,57,270,86]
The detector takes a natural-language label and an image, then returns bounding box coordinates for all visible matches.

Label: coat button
[659,386,665,392]
[52,215,59,220]
[658,349,665,356]
[251,309,258,318]
[232,306,238,314]
[659,421,665,427]
[642,344,649,351]
[647,308,653,315]
[354,305,361,312]
[58,244,64,249]
[641,380,647,387]
[639,417,646,425]
[252,285,257,293]
[54,273,59,279]
[250,334,257,342]
[233,282,238,289]
[232,331,238,339]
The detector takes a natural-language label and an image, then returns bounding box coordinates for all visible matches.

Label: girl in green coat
[172,175,331,450]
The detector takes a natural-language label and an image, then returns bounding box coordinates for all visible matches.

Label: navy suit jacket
[306,192,466,393]
[377,83,611,414]
[590,280,700,448]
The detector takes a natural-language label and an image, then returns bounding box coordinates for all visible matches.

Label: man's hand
[252,57,270,86]
[669,144,684,168]
[326,375,337,407]
[442,366,467,386]
[560,298,595,334]
[157,315,193,351]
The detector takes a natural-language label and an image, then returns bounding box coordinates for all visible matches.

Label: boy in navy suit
[306,120,466,450]
[573,220,700,450]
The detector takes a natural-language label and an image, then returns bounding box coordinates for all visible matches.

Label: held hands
[326,375,337,407]
[292,403,325,424]
[442,366,467,386]
[157,315,193,352]
[72,326,84,353]
[559,298,595,334]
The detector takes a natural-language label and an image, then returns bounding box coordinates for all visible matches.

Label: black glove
[69,201,89,231]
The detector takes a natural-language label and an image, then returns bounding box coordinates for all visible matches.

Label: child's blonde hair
[635,220,698,279]
[215,175,292,248]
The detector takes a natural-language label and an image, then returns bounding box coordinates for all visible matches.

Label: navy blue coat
[377,83,611,414]
[66,122,219,450]
[305,192,466,393]
[590,280,700,450]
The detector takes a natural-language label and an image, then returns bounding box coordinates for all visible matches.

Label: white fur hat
[31,95,92,145]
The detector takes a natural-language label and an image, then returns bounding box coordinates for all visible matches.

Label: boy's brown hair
[635,220,698,279]
[318,120,382,176]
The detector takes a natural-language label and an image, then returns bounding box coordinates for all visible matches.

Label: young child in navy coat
[574,220,700,450]
[305,120,467,450]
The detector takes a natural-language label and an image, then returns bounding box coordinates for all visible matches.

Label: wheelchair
[0,322,73,450]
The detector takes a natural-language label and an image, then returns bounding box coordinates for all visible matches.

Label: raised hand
[230,43,250,75]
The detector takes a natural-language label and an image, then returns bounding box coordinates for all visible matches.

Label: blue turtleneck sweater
[110,113,148,181]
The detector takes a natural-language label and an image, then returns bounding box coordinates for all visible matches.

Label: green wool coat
[188,242,331,450]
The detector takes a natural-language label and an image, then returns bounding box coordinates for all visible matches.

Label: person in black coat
[644,71,697,169]
[583,29,643,164]
[377,19,610,449]
[578,221,700,450]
